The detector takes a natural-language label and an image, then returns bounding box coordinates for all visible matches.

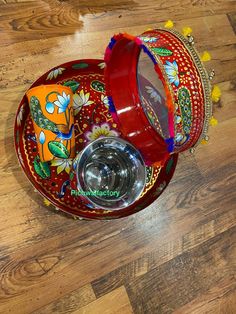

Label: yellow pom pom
[182,26,192,37]
[211,85,221,102]
[200,51,212,62]
[201,139,208,145]
[43,198,51,207]
[209,116,218,126]
[164,20,174,29]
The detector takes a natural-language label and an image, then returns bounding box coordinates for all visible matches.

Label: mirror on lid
[137,50,170,140]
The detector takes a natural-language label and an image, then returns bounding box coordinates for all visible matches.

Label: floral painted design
[85,123,118,142]
[164,60,179,87]
[98,62,105,69]
[101,94,109,107]
[145,86,162,103]
[39,131,46,144]
[55,92,70,114]
[139,36,158,43]
[46,67,65,80]
[51,158,72,174]
[17,105,24,126]
[30,95,72,137]
[73,90,94,115]
[39,130,46,160]
[175,133,184,143]
[45,91,71,114]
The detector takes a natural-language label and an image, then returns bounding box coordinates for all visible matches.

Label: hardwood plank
[92,184,236,298]
[70,286,133,314]
[174,277,236,314]
[86,1,236,34]
[0,15,235,92]
[1,1,236,46]
[125,226,236,314]
[34,284,96,314]
[0,161,235,313]
[211,80,236,122]
[228,12,236,34]
[208,44,236,84]
[0,153,31,196]
[0,187,78,257]
[195,117,236,176]
[0,0,137,46]
[190,80,236,175]
[0,13,235,66]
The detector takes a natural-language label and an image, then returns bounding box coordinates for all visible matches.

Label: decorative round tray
[14,59,178,219]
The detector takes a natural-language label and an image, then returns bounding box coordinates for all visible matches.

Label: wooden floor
[0,0,236,313]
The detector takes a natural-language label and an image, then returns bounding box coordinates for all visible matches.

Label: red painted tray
[14,59,178,219]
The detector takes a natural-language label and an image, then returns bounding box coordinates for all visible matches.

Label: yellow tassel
[201,139,208,145]
[200,51,212,62]
[164,20,174,29]
[209,116,218,126]
[211,85,221,102]
[182,26,192,37]
[43,198,51,207]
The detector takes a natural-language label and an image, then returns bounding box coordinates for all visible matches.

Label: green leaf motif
[177,87,192,135]
[91,80,105,93]
[145,167,153,184]
[151,47,173,56]
[48,141,69,159]
[72,63,89,69]
[69,171,74,181]
[63,80,80,93]
[147,112,155,126]
[33,156,51,179]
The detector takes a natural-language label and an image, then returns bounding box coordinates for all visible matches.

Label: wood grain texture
[174,278,236,314]
[0,0,236,313]
[126,227,236,314]
[228,12,236,34]
[71,286,133,314]
[35,284,96,314]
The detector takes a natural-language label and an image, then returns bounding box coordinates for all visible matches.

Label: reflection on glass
[137,51,170,139]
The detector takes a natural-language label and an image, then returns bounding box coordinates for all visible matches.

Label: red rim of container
[104,33,174,167]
